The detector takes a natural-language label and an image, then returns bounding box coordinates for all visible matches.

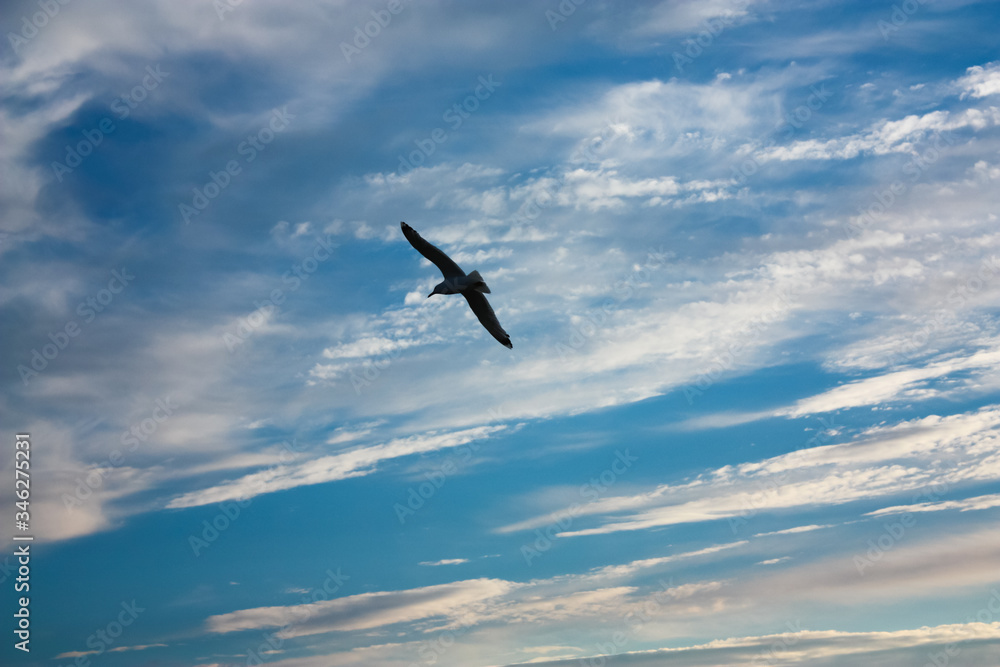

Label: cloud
[205,578,518,637]
[16,49,1000,545]
[756,557,791,565]
[311,336,425,383]
[419,558,470,567]
[758,107,1000,162]
[866,491,1000,517]
[166,425,505,508]
[503,623,1000,667]
[565,541,748,582]
[959,61,1000,99]
[200,543,741,651]
[6,2,1000,666]
[631,0,754,35]
[754,524,833,537]
[203,527,1000,666]
[777,346,1000,417]
[55,643,168,659]
[503,404,1000,538]
[556,168,733,211]
[520,74,786,165]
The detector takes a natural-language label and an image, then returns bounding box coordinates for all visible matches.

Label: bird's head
[428,281,454,297]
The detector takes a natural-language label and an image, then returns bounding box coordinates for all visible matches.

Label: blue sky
[3,0,1000,665]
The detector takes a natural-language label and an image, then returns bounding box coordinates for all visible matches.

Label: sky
[2,0,1000,665]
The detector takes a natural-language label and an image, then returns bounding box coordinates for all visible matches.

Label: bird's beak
[426,293,433,298]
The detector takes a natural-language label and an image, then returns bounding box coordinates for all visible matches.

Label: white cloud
[959,61,1000,99]
[419,558,470,567]
[166,425,505,509]
[754,524,833,537]
[205,527,1000,666]
[557,169,733,211]
[632,0,754,35]
[205,578,518,637]
[321,336,422,361]
[778,346,1000,417]
[55,643,168,659]
[757,557,791,565]
[570,542,748,582]
[555,623,1000,667]
[200,543,742,652]
[7,4,1000,667]
[867,492,1000,517]
[504,405,1000,538]
[759,107,1000,162]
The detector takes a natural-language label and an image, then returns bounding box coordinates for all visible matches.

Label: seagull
[400,221,512,349]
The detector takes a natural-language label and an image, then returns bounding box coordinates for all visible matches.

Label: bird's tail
[467,270,491,294]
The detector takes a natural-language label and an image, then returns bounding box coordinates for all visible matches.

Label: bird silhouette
[400,221,512,349]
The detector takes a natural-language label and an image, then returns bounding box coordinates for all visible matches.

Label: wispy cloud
[506,405,1000,538]
[419,558,471,567]
[867,492,1000,517]
[167,426,505,508]
[6,1,1000,664]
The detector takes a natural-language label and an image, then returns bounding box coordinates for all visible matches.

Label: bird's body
[400,221,512,349]
[428,270,490,296]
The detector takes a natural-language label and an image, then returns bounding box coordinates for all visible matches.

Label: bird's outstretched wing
[463,290,512,349]
[401,222,465,279]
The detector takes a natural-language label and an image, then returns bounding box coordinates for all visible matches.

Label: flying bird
[400,221,512,349]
